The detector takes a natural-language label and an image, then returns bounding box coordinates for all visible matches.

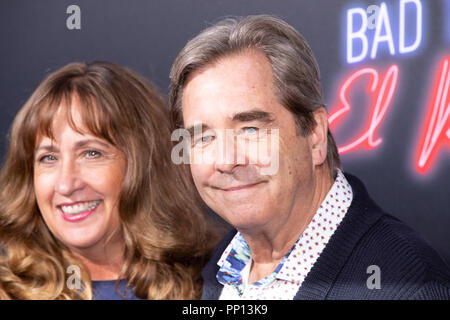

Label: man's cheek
[259,129,280,176]
[190,163,210,188]
[190,145,216,166]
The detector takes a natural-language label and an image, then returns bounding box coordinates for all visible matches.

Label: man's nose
[54,159,84,196]
[214,131,241,173]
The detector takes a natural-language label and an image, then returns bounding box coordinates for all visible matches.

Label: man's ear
[309,107,329,166]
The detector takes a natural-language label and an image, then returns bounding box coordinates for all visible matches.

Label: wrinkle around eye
[83,149,102,159]
[192,134,215,148]
[36,154,57,164]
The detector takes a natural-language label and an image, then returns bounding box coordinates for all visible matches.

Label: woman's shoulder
[91,279,142,300]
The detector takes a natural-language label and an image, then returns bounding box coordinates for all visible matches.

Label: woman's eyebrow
[34,145,58,154]
[34,139,111,154]
[73,139,112,149]
[231,110,275,123]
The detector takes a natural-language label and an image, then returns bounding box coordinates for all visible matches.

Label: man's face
[181,50,327,233]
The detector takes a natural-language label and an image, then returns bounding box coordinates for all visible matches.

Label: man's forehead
[181,56,278,128]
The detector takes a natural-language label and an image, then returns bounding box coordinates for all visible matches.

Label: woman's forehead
[35,101,112,148]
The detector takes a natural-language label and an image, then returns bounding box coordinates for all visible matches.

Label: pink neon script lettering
[329,65,399,154]
[416,57,450,174]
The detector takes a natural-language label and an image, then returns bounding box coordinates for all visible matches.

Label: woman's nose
[54,159,84,196]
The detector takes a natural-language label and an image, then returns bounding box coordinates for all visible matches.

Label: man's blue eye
[201,136,213,143]
[244,127,258,134]
[193,135,214,147]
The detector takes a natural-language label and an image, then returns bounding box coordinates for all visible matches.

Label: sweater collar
[293,172,383,299]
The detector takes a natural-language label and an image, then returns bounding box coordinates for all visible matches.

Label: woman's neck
[70,229,126,281]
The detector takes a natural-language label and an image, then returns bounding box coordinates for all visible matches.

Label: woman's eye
[84,150,101,158]
[39,154,56,163]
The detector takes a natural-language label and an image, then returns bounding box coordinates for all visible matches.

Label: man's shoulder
[328,211,450,299]
[317,172,450,299]
[357,212,449,272]
[329,201,450,299]
[344,173,449,277]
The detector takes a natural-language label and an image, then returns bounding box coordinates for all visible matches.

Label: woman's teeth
[60,200,101,215]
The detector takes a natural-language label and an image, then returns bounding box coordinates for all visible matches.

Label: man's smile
[219,181,266,192]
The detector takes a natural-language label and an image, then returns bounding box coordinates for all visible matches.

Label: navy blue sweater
[92,279,141,300]
[201,173,450,299]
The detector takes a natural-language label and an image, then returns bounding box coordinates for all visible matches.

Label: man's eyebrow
[231,110,275,123]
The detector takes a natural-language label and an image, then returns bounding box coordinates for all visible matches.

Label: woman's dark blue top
[91,279,141,300]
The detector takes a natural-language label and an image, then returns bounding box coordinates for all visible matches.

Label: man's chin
[216,210,269,233]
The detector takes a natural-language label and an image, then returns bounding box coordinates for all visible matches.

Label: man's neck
[243,165,334,284]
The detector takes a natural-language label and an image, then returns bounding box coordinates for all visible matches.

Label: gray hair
[169,14,341,176]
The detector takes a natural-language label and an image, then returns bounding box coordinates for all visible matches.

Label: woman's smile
[58,199,102,222]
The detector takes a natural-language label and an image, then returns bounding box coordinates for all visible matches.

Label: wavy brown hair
[0,61,216,299]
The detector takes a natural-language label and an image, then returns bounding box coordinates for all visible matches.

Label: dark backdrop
[1,0,449,265]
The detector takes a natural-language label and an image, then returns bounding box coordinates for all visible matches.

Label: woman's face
[33,101,126,254]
